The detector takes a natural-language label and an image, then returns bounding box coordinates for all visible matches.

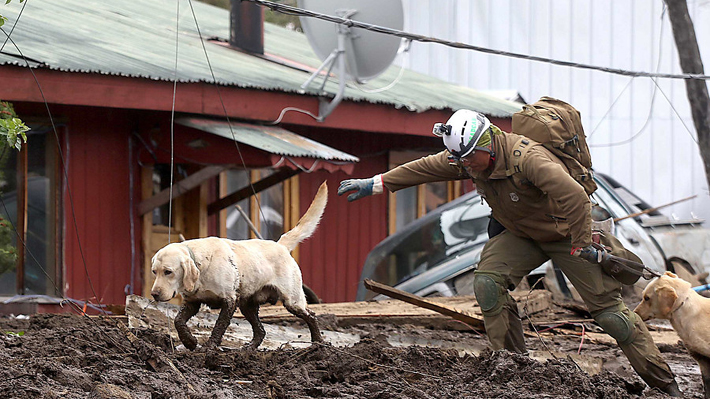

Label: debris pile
[0,310,698,398]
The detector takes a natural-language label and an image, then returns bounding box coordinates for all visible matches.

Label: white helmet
[432,110,491,159]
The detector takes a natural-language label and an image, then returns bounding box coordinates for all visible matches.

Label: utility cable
[245,0,710,81]
[186,0,275,239]
[0,27,104,312]
[350,39,412,94]
[650,77,699,145]
[0,147,126,350]
[0,0,28,52]
[168,0,180,244]
[0,25,129,356]
[590,5,666,147]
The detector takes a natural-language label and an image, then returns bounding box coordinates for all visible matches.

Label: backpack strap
[505,137,532,177]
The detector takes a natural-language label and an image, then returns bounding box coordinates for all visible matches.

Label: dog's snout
[151,291,161,301]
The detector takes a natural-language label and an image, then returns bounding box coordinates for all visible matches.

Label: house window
[253,169,284,241]
[222,168,285,241]
[395,186,417,232]
[224,169,251,240]
[0,130,60,296]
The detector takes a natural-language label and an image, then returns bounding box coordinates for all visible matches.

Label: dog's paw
[182,337,198,351]
[242,341,261,351]
[311,337,328,346]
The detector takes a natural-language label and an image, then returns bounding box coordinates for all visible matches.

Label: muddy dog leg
[205,297,237,349]
[284,301,323,344]
[689,351,710,399]
[175,301,201,350]
[239,299,266,349]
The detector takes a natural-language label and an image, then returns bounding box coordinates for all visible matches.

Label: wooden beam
[207,168,300,215]
[138,165,226,216]
[218,172,228,237]
[16,144,28,294]
[141,165,154,299]
[286,175,299,262]
[363,279,485,330]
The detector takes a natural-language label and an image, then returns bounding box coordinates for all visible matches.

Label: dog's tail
[277,181,328,252]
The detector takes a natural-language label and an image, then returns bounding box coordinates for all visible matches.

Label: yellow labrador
[150,181,328,350]
[635,271,710,398]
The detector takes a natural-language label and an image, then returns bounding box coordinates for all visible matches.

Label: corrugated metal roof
[0,0,522,117]
[176,117,359,162]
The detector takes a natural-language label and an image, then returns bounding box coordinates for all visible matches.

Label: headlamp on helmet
[432,123,452,137]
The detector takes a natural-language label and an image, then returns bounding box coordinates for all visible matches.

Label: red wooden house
[0,0,519,312]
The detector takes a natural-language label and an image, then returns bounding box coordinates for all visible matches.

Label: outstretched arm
[338,151,466,202]
[382,151,467,192]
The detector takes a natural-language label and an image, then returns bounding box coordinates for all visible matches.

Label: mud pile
[0,314,686,398]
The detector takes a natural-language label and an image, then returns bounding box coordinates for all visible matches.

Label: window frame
[0,129,63,297]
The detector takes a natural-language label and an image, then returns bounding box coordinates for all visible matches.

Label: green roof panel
[0,0,522,117]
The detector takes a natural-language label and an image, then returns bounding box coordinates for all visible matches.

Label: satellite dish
[297,0,404,121]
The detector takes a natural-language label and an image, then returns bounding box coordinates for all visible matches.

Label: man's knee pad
[473,271,508,316]
[593,307,636,346]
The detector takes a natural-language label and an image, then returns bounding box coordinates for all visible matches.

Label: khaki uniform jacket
[381,130,592,247]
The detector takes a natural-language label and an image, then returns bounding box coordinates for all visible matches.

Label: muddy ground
[0,305,705,399]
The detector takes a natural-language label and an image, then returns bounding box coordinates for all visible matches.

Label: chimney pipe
[230,0,264,55]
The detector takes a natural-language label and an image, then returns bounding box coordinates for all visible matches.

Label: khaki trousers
[475,231,675,390]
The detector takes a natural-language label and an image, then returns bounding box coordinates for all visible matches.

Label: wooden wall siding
[63,107,134,306]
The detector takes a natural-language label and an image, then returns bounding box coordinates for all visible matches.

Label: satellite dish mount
[300,9,358,122]
[297,0,404,122]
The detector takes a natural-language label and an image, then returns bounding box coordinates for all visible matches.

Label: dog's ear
[656,286,678,317]
[663,271,678,278]
[181,254,200,293]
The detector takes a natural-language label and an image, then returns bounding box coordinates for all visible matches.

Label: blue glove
[338,178,375,202]
[571,244,610,264]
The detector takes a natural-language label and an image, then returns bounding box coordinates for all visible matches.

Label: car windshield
[358,192,490,300]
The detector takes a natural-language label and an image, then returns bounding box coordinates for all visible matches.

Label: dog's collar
[183,244,200,296]
[185,244,198,266]
[670,295,687,314]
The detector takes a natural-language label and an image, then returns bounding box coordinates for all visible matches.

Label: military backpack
[507,96,597,195]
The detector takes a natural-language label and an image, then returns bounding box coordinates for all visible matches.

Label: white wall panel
[401,0,710,223]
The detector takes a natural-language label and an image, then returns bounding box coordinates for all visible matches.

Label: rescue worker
[338,109,682,396]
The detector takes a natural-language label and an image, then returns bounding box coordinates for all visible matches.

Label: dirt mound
[0,314,667,398]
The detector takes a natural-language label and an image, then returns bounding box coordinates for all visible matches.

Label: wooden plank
[416,185,425,218]
[388,191,396,234]
[363,279,485,330]
[218,172,228,237]
[198,180,208,237]
[141,165,154,298]
[16,144,28,294]
[207,168,299,215]
[249,170,259,239]
[286,175,300,262]
[138,165,226,216]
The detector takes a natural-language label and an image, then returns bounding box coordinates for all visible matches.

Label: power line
[0,26,104,312]
[245,0,710,81]
[186,0,274,239]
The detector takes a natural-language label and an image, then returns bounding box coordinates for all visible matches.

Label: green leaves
[2,0,26,27]
[0,117,29,150]
[0,101,29,150]
[5,331,24,337]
